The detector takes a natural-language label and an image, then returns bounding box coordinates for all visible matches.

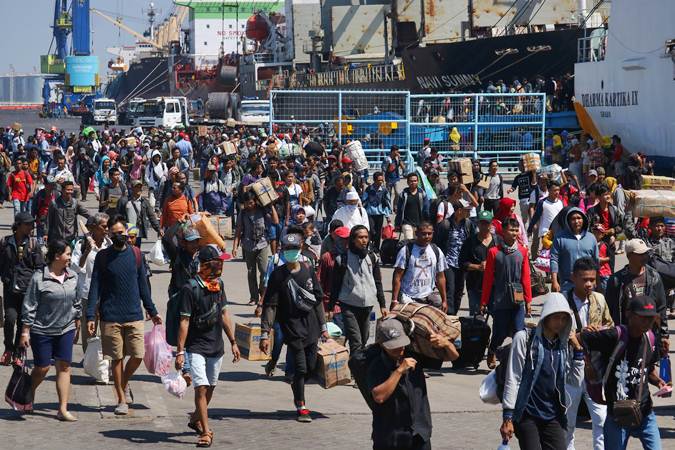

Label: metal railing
[269,90,546,173]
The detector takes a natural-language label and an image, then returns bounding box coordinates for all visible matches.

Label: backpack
[398,241,441,274]
[494,328,535,402]
[530,260,548,296]
[1,236,39,293]
[348,344,381,411]
[429,196,448,222]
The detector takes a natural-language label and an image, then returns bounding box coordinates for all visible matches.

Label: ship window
[204,41,208,46]
[206,24,210,29]
[229,24,233,29]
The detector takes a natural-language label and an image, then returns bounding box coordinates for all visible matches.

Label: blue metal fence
[269,90,545,174]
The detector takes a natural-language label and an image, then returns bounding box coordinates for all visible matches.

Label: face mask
[111,233,127,248]
[283,249,301,263]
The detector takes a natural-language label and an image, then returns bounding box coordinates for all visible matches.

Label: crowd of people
[0,121,671,450]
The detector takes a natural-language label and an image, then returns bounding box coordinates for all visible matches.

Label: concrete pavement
[0,192,672,450]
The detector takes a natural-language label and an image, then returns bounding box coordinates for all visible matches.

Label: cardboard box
[316,340,351,389]
[476,174,491,190]
[521,153,541,172]
[642,175,675,191]
[250,177,278,207]
[235,323,274,361]
[448,158,473,185]
[220,141,237,156]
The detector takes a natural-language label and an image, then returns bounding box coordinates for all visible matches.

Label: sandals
[187,419,204,435]
[196,431,213,448]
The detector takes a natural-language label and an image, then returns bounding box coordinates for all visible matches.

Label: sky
[0,0,178,76]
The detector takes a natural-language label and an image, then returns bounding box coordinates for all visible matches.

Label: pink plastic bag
[144,325,173,376]
[161,371,187,398]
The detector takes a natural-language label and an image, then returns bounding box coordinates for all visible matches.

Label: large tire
[206,92,230,120]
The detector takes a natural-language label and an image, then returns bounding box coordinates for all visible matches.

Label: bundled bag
[161,371,187,399]
[479,370,500,404]
[5,351,33,412]
[530,261,548,296]
[150,240,168,266]
[83,337,110,384]
[390,302,461,360]
[143,325,174,376]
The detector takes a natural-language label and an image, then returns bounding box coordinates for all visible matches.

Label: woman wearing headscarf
[94,155,111,201]
[492,198,529,248]
[329,225,386,354]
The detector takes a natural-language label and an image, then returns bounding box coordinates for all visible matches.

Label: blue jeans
[489,304,525,353]
[597,275,609,294]
[604,411,661,450]
[467,288,482,316]
[12,199,28,217]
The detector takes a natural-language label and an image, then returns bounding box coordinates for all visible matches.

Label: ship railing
[577,32,607,63]
[269,90,546,174]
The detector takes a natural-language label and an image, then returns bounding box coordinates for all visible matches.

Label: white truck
[239,100,270,126]
[134,96,190,129]
[82,98,117,125]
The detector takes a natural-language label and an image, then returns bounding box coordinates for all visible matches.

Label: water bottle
[368,311,377,344]
[497,440,511,450]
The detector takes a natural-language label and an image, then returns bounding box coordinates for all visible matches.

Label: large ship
[105,1,610,105]
[574,0,674,168]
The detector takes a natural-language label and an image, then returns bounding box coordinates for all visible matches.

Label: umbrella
[81,127,96,138]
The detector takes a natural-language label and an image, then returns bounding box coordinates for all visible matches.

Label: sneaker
[296,408,312,423]
[114,403,129,416]
[0,351,11,366]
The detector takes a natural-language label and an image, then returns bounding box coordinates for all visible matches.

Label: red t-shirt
[7,170,33,202]
[600,208,610,229]
[598,242,612,277]
[612,144,624,162]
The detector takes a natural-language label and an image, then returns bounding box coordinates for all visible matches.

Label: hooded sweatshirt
[550,207,598,290]
[145,149,167,190]
[502,293,584,424]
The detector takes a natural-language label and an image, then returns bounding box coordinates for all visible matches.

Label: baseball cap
[588,170,598,177]
[183,227,202,242]
[478,210,493,222]
[334,226,350,238]
[627,295,658,317]
[341,156,353,164]
[626,238,650,255]
[14,212,35,225]
[376,318,411,350]
[281,233,303,249]
[198,245,226,262]
[596,167,605,175]
[345,190,359,201]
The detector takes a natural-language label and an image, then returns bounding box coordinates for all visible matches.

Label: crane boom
[91,8,164,50]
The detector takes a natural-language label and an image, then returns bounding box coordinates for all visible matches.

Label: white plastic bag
[479,370,500,404]
[150,240,168,266]
[83,337,110,384]
[144,324,174,376]
[161,371,187,398]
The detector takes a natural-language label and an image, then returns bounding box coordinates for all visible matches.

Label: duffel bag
[391,302,461,360]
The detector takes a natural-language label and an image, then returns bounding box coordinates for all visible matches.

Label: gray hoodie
[502,293,584,424]
[550,207,598,291]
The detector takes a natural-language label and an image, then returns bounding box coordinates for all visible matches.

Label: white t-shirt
[539,198,564,237]
[529,187,548,205]
[395,243,447,299]
[573,293,590,329]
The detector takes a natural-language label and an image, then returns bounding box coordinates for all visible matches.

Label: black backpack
[348,344,381,411]
[398,241,441,273]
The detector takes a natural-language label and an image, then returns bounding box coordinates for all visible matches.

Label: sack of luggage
[390,302,461,360]
[648,254,675,290]
[453,315,491,369]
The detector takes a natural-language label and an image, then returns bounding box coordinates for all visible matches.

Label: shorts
[100,321,145,360]
[189,353,223,387]
[30,329,76,367]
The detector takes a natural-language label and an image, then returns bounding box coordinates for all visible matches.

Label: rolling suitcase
[379,238,399,266]
[453,315,491,369]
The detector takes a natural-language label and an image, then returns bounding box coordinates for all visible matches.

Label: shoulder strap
[430,243,441,263]
[566,289,584,332]
[602,325,630,387]
[131,246,142,269]
[404,241,415,272]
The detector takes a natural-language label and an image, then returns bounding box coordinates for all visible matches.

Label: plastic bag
[479,370,500,404]
[161,371,187,398]
[144,325,173,376]
[83,337,110,384]
[150,240,168,266]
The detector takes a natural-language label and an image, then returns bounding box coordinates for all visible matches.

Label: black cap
[281,233,302,249]
[627,295,658,317]
[14,212,35,225]
[198,245,225,263]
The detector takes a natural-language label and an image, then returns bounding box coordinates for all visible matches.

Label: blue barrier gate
[269,91,545,174]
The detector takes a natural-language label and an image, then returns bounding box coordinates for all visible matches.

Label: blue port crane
[41,0,101,116]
